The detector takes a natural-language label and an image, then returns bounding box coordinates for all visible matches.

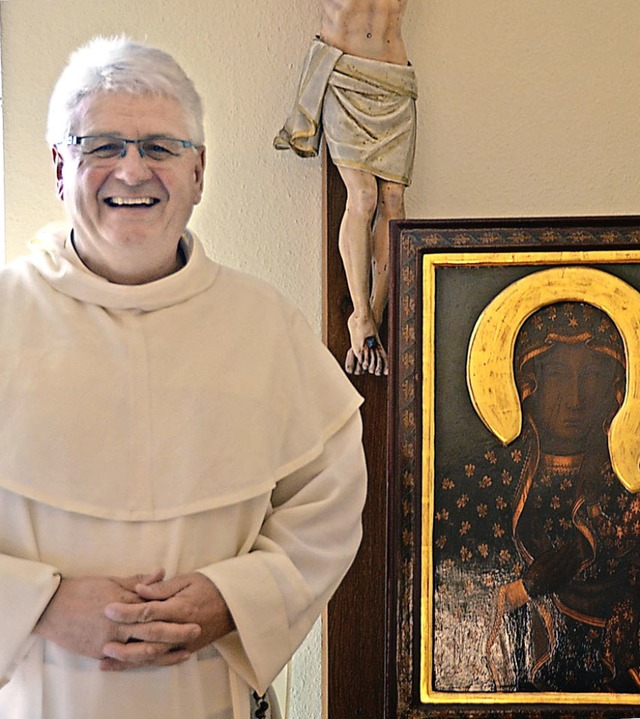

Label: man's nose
[112,144,154,182]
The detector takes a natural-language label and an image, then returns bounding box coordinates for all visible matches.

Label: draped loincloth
[274,38,417,186]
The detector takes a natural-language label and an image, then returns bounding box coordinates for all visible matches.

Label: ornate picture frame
[387,216,640,719]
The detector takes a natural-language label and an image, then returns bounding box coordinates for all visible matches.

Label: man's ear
[52,146,65,201]
[194,146,206,205]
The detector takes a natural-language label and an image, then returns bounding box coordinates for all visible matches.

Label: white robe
[0,228,366,719]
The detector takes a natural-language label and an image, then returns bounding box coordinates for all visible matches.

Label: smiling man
[0,37,366,719]
[52,81,206,286]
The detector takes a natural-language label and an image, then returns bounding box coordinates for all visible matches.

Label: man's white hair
[47,36,205,146]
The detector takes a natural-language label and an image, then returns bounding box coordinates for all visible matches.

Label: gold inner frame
[421,248,640,706]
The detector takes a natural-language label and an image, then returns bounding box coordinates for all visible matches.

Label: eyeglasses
[61,134,197,161]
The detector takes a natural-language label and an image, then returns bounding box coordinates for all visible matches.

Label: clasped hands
[33,569,234,671]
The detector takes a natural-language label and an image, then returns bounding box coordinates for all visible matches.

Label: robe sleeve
[198,410,366,694]
[0,555,60,685]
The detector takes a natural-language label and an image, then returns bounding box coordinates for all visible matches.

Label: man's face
[528,342,622,455]
[53,91,205,280]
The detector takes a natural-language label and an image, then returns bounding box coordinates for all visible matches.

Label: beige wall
[409,1,640,220]
[2,1,639,717]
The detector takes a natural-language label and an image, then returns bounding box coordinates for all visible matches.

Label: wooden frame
[388,216,640,719]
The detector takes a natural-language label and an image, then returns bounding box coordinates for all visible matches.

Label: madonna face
[527,342,621,456]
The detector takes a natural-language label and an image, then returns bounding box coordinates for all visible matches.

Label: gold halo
[466,266,640,493]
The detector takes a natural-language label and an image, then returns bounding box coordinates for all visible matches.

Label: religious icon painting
[387,217,640,719]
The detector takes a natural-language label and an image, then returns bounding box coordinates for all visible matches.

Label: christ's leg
[336,166,388,376]
[370,180,406,327]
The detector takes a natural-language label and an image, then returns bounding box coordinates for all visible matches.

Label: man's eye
[88,141,122,156]
[143,142,176,157]
[142,140,179,161]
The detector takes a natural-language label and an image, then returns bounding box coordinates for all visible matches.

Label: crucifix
[275,0,417,377]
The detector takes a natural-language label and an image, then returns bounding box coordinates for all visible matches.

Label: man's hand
[100,572,234,671]
[33,571,201,666]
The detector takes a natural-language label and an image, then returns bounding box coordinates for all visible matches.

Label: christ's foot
[345,315,388,377]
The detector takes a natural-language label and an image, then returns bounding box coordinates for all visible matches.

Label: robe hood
[0,226,362,520]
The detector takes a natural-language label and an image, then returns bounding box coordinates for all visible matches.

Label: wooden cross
[323,151,390,719]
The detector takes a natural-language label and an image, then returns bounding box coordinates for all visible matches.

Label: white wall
[2,2,639,717]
